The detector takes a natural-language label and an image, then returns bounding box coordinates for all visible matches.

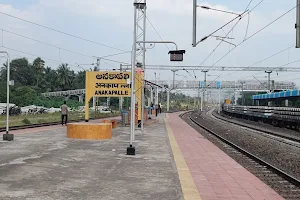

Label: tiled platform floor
[165,113,284,200]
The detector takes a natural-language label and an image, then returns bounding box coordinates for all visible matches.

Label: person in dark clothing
[61,101,68,125]
[158,104,161,114]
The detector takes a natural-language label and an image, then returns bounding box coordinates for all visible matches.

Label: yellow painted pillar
[85,71,91,122]
[135,69,143,121]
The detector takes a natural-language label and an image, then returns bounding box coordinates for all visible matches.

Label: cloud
[0,0,298,85]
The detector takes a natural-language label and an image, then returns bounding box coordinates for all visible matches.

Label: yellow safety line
[165,115,202,200]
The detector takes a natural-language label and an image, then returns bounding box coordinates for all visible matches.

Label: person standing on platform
[155,104,158,117]
[158,103,161,114]
[61,101,68,125]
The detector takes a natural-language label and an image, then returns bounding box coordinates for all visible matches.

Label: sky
[0,0,299,94]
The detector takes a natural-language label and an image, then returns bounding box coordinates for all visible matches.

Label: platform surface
[165,112,284,200]
[0,113,285,200]
[0,115,182,200]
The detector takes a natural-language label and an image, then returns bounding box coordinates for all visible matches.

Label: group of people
[150,103,162,117]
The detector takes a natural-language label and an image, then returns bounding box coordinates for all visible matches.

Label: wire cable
[247,45,294,67]
[0,28,131,65]
[0,45,112,71]
[245,0,254,11]
[0,11,127,52]
[210,5,297,69]
[198,0,264,68]
[146,16,196,81]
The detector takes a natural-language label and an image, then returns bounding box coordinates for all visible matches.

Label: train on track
[222,105,300,130]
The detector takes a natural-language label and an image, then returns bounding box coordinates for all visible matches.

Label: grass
[0,111,120,128]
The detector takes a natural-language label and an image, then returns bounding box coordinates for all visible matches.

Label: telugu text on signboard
[86,72,131,98]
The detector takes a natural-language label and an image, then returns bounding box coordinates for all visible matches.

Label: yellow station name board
[86,71,131,98]
[85,71,131,121]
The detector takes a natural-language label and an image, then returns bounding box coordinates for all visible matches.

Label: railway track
[181,111,300,200]
[210,110,300,149]
[0,115,120,133]
[213,110,300,144]
[0,110,177,133]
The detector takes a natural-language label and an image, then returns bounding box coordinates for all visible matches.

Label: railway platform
[0,113,284,200]
[165,112,284,200]
[0,116,182,200]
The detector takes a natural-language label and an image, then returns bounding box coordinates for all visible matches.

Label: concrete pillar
[150,87,154,104]
[167,90,170,112]
[147,97,151,107]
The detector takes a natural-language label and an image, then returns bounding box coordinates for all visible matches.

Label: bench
[100,119,117,128]
[67,123,112,140]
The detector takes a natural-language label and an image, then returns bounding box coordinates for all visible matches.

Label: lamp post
[0,51,13,141]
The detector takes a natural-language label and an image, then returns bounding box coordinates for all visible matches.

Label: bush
[37,119,47,124]
[22,118,31,124]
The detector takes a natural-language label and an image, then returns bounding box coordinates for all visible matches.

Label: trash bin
[121,111,129,126]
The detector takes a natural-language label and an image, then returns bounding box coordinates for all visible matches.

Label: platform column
[167,89,170,112]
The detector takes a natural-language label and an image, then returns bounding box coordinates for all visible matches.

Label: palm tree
[57,63,72,90]
[75,71,85,89]
[90,66,99,71]
[33,57,45,87]
[43,66,58,92]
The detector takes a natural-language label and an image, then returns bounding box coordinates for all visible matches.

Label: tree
[57,63,73,90]
[11,86,37,107]
[4,58,36,86]
[33,57,45,87]
[74,70,85,89]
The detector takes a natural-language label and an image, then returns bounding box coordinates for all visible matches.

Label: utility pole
[265,70,272,92]
[150,86,154,104]
[202,70,208,110]
[240,81,245,105]
[119,64,123,112]
[218,88,221,113]
[171,69,178,88]
[197,88,200,110]
[154,72,159,105]
[192,0,197,47]
[167,89,170,111]
[265,70,272,106]
[0,51,13,141]
[127,0,146,156]
[140,0,147,133]
[296,0,300,48]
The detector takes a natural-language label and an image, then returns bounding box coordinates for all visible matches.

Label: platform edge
[164,115,202,200]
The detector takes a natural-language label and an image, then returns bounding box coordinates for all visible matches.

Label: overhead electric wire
[198,18,242,67]
[210,5,297,69]
[245,0,254,11]
[247,45,294,67]
[0,11,127,52]
[146,16,196,81]
[0,28,131,65]
[0,45,108,71]
[200,4,297,86]
[198,0,264,68]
